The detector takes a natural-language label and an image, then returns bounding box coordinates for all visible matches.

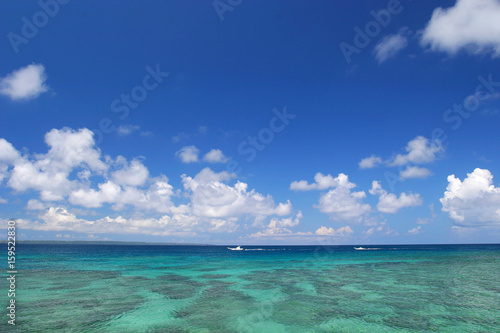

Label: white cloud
[26,199,47,210]
[0,164,8,184]
[21,207,199,236]
[250,211,354,238]
[6,128,107,201]
[289,180,316,191]
[43,127,108,173]
[111,158,149,187]
[176,145,199,163]
[1,128,305,239]
[374,30,408,63]
[250,211,303,237]
[0,128,175,213]
[369,180,422,213]
[358,155,383,169]
[359,137,443,177]
[8,158,75,201]
[290,172,341,191]
[0,138,21,184]
[315,173,371,221]
[0,139,20,163]
[363,222,399,236]
[440,168,500,227]
[68,180,121,208]
[68,176,178,213]
[203,149,229,163]
[314,225,353,236]
[408,226,423,235]
[421,0,500,57]
[117,125,140,136]
[1,130,294,219]
[273,210,303,228]
[8,205,241,237]
[0,197,6,204]
[182,167,292,219]
[0,64,49,100]
[389,136,443,166]
[400,166,432,179]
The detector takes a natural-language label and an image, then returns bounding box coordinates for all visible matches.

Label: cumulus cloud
[359,137,443,174]
[290,172,341,191]
[314,173,371,221]
[203,149,229,163]
[388,136,443,166]
[358,155,383,169]
[400,166,432,179]
[0,138,20,183]
[1,128,303,238]
[250,211,353,238]
[5,128,107,201]
[363,222,399,236]
[314,225,353,236]
[68,176,178,213]
[111,158,149,187]
[408,226,423,235]
[421,0,500,57]
[24,165,296,234]
[8,158,73,201]
[0,139,20,163]
[369,180,422,213]
[250,211,303,237]
[271,211,303,228]
[182,167,292,219]
[176,145,199,163]
[11,199,292,239]
[18,207,200,236]
[374,30,409,63]
[2,129,294,220]
[43,127,108,173]
[440,168,500,227]
[26,199,47,210]
[0,64,49,100]
[0,128,177,213]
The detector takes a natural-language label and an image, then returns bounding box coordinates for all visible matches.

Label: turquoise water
[3,244,500,332]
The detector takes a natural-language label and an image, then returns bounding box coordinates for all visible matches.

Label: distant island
[0,240,215,246]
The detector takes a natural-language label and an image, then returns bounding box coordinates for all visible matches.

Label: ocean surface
[4,243,500,332]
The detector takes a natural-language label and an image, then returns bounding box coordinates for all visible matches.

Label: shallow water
[4,244,500,332]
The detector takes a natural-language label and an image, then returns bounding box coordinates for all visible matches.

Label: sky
[0,0,499,245]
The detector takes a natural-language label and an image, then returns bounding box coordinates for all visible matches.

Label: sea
[4,243,500,332]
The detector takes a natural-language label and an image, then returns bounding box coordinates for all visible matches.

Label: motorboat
[354,247,366,250]
[227,246,243,251]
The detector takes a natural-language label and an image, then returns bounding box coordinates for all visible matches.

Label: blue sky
[1,0,499,244]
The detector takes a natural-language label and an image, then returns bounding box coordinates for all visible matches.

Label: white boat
[354,247,381,250]
[227,246,243,251]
